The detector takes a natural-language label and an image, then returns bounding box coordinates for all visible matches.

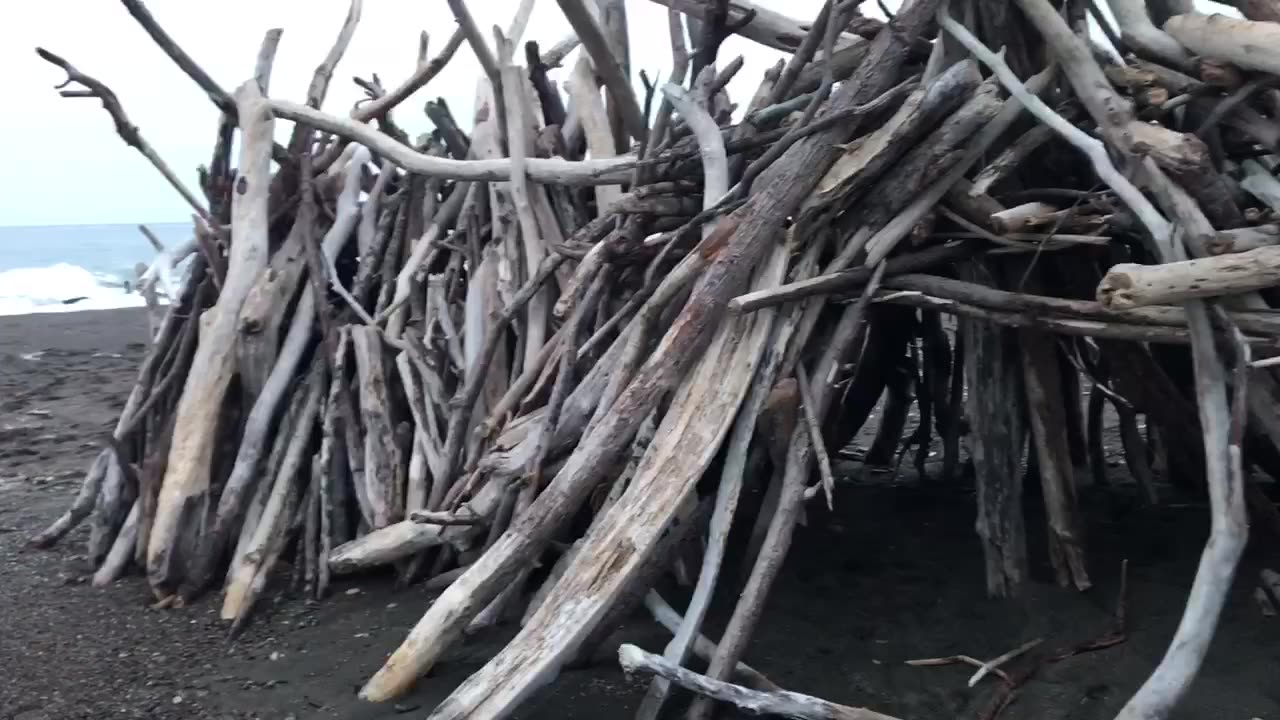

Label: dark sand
[1,307,1277,719]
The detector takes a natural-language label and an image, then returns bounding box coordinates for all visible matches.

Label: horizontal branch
[730,240,981,313]
[269,99,636,184]
[1098,246,1280,309]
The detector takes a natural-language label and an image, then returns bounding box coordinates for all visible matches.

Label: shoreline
[0,305,151,356]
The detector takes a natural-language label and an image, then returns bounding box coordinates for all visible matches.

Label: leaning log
[146,81,273,595]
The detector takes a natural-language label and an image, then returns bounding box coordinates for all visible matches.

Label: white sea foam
[0,263,152,316]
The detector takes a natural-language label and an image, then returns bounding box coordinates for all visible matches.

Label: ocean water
[0,222,191,316]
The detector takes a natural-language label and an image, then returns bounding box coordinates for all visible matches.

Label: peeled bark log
[1098,247,1280,309]
[1164,13,1280,76]
[352,325,404,527]
[328,477,503,574]
[147,81,273,595]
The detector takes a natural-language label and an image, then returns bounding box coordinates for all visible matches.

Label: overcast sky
[0,0,1239,227]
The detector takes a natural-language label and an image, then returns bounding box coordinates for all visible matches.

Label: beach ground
[0,308,1276,720]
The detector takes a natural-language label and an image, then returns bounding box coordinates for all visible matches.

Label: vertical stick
[1020,329,1092,591]
[963,264,1028,598]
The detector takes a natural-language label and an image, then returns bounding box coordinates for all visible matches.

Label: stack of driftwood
[31,0,1280,718]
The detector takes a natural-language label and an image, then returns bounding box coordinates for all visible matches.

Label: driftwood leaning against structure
[30,0,1280,718]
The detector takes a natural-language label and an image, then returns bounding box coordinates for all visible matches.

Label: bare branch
[35,47,212,224]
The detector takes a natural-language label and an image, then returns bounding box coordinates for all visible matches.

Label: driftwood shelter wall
[27,0,1280,718]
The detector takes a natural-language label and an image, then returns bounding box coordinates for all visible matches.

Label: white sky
[0,0,1240,227]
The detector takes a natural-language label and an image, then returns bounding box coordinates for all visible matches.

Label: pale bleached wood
[222,357,325,622]
[662,81,730,230]
[1165,13,1280,76]
[1098,248,1280,309]
[646,0,865,54]
[303,0,361,110]
[34,47,213,224]
[187,147,367,598]
[416,239,787,720]
[352,325,403,527]
[938,12,1174,258]
[1107,0,1191,68]
[501,55,552,373]
[117,0,291,164]
[619,644,903,720]
[1240,159,1280,214]
[253,28,283,94]
[269,99,636,184]
[566,54,622,211]
[383,180,473,336]
[396,353,439,511]
[146,80,273,595]
[93,499,139,587]
[235,227,307,400]
[328,478,504,573]
[359,0,933,698]
[556,0,647,143]
[637,229,800,720]
[1004,4,1251,719]
[634,87,749,720]
[642,591,781,692]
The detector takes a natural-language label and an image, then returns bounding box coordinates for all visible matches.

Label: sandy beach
[0,307,1277,719]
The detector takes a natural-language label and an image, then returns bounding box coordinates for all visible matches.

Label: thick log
[147,81,273,595]
[1098,247,1280,309]
[963,261,1028,599]
[327,478,504,574]
[1164,13,1280,76]
[351,326,404,527]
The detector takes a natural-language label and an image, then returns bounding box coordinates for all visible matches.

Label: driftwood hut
[29,0,1280,718]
